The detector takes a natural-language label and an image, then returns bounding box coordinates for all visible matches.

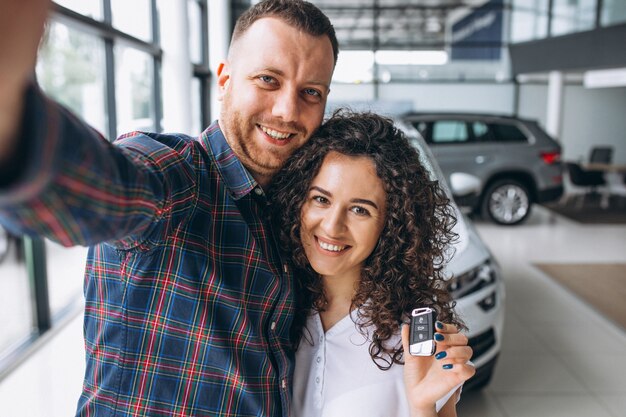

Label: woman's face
[300,151,387,281]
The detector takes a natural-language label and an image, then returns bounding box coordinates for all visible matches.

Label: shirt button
[281,379,287,389]
[316,356,321,363]
[270,321,276,331]
[315,377,320,384]
[254,187,263,195]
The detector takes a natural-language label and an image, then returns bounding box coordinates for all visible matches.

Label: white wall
[518,84,626,164]
[330,82,516,114]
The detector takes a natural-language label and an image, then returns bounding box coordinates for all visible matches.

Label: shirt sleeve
[0,83,197,249]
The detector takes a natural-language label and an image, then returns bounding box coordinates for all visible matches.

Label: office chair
[564,162,608,208]
[589,146,613,164]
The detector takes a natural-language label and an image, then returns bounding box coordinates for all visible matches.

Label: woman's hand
[401,322,475,417]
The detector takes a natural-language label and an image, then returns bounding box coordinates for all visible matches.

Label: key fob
[409,307,437,356]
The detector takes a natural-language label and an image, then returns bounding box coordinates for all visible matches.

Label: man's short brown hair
[231,0,338,65]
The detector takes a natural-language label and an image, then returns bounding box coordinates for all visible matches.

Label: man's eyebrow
[261,67,330,89]
[310,186,379,210]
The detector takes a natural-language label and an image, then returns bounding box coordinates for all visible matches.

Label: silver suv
[401,113,564,225]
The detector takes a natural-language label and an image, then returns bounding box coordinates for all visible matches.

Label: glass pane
[54,0,102,20]
[0,227,33,355]
[37,21,108,135]
[489,123,528,143]
[472,122,490,141]
[601,0,626,26]
[432,121,469,143]
[510,0,549,42]
[45,240,87,317]
[111,0,152,41]
[115,45,155,134]
[188,0,204,64]
[551,0,596,36]
[510,11,549,42]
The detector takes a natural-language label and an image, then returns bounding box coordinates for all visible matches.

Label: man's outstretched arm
[0,0,198,249]
[0,0,50,161]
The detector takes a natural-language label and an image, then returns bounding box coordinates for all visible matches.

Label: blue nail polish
[435,351,447,360]
[443,364,453,370]
[436,321,444,329]
[434,333,445,341]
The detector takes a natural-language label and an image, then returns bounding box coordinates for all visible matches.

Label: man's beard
[220,96,306,180]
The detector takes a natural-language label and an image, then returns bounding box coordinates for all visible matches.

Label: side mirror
[449,173,481,197]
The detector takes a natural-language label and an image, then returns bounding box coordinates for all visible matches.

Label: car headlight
[447,260,497,298]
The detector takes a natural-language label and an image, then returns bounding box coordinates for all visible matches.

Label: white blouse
[292,310,461,417]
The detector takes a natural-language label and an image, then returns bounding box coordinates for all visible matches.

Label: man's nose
[271,88,299,122]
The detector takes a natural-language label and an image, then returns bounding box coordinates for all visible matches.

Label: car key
[409,307,437,356]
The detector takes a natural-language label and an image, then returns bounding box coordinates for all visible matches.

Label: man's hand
[0,0,50,160]
[402,322,475,417]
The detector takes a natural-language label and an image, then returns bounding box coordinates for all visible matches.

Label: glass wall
[37,22,108,135]
[601,0,626,26]
[551,0,596,36]
[510,0,549,42]
[0,231,32,357]
[2,0,209,378]
[510,0,626,43]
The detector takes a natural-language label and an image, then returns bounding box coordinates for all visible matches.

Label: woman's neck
[318,270,360,332]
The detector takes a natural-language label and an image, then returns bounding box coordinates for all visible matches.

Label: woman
[270,111,475,417]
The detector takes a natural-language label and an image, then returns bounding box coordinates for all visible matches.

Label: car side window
[471,121,492,142]
[431,120,469,144]
[489,122,528,143]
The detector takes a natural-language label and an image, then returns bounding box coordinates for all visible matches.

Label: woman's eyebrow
[310,186,379,210]
[351,198,379,210]
[310,186,331,197]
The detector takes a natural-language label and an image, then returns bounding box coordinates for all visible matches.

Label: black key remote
[409,307,437,356]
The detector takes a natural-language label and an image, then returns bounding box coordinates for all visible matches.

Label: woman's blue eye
[351,206,370,216]
[259,75,275,83]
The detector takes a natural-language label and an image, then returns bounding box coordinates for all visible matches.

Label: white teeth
[260,125,292,140]
[318,240,346,252]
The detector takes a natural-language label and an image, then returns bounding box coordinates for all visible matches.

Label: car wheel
[481,179,531,225]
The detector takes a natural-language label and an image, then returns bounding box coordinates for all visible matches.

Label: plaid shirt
[0,85,295,417]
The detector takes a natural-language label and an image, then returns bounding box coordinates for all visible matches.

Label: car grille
[468,327,496,361]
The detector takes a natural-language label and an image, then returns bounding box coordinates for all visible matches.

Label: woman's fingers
[434,328,468,347]
[434,346,473,362]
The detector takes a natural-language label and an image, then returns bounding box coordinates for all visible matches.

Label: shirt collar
[200,121,259,200]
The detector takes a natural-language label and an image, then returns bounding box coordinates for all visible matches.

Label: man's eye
[304,88,321,97]
[259,75,276,84]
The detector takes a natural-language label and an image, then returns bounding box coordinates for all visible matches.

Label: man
[0,0,337,416]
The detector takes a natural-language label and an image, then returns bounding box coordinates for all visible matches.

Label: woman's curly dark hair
[269,110,464,369]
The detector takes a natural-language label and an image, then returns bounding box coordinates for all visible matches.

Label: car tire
[481,179,532,225]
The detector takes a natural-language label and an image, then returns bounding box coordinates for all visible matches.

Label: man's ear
[216,61,230,101]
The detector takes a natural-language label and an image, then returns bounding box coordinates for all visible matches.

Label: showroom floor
[0,206,625,417]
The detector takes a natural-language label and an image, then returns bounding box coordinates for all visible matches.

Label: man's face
[217,17,335,184]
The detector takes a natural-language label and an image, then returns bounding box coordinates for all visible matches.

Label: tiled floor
[459,206,626,417]
[0,206,625,417]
